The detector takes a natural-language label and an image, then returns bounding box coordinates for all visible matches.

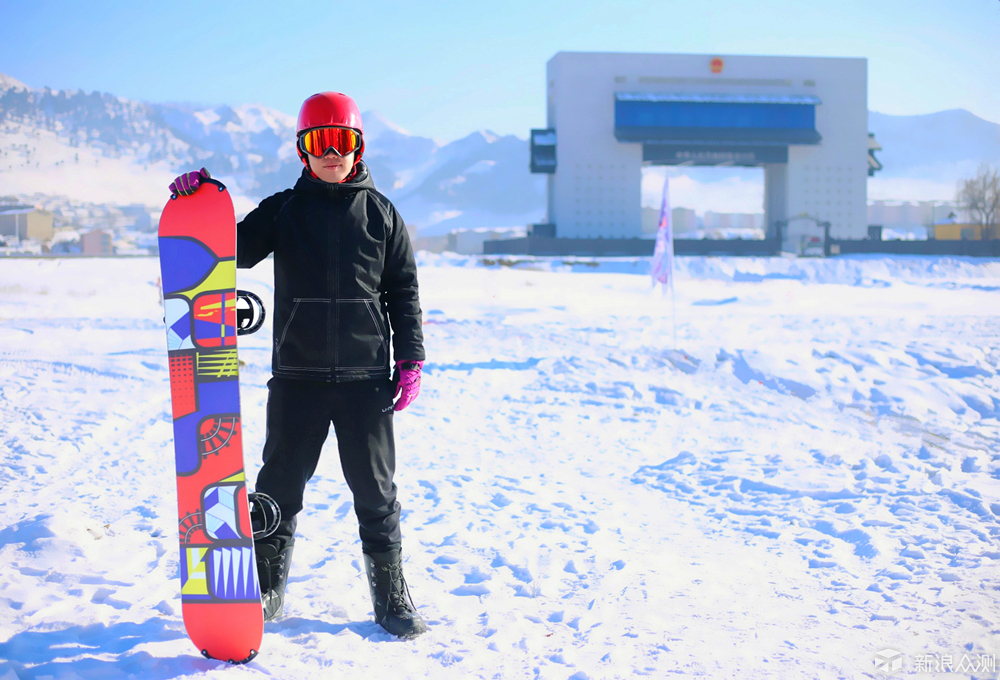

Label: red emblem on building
[710,57,724,74]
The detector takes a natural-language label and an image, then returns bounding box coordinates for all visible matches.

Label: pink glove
[169,167,211,197]
[393,360,423,412]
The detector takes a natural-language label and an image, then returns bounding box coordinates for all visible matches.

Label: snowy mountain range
[868,108,1000,185]
[0,72,544,235]
[863,109,1000,203]
[1,70,998,233]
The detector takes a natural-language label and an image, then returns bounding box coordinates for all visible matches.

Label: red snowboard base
[184,602,263,664]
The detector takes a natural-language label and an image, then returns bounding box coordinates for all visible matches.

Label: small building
[0,205,54,242]
[672,207,698,232]
[867,201,961,230]
[931,223,996,241]
[81,229,114,255]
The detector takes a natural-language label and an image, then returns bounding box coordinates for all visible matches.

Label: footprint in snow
[464,566,492,584]
[490,493,512,508]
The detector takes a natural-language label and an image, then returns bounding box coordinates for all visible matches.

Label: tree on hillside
[956,163,1000,238]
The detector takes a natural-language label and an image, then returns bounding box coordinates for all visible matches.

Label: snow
[425,209,464,226]
[0,122,176,207]
[0,123,257,216]
[616,92,822,106]
[192,110,221,128]
[0,74,28,92]
[50,230,81,244]
[230,105,295,136]
[1,254,1000,678]
[464,160,497,175]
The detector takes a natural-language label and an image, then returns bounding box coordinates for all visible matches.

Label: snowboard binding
[248,491,282,539]
[236,290,266,336]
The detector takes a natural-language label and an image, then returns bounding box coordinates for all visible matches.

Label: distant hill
[868,109,1000,180]
[364,126,544,236]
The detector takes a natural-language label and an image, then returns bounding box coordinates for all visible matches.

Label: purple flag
[650,175,674,288]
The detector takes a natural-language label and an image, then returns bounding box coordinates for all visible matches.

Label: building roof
[0,207,35,215]
[615,92,822,105]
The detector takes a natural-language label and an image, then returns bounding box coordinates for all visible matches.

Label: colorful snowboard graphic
[158,180,263,664]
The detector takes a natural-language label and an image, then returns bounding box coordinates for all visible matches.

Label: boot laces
[382,562,416,614]
[260,550,287,594]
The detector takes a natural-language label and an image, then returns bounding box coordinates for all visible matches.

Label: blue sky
[2,0,998,141]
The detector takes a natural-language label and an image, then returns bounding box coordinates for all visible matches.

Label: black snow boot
[363,546,428,639]
[255,516,296,622]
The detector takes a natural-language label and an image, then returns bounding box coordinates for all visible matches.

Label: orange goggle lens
[299,127,361,157]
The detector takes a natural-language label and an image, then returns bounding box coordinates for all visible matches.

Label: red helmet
[296,92,365,167]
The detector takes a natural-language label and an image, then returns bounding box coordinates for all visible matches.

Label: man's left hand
[393,360,423,412]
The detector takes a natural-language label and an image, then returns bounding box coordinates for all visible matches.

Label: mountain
[363,123,544,236]
[868,109,1000,179]
[2,70,997,233]
[0,73,545,234]
[0,78,300,214]
[864,109,1000,203]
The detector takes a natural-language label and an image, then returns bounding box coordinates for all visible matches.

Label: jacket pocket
[336,299,388,369]
[275,298,330,372]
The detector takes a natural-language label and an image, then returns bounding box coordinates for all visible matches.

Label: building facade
[0,205,54,242]
[534,52,869,245]
[81,229,113,255]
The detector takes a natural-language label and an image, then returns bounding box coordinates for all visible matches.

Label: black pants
[255,376,401,551]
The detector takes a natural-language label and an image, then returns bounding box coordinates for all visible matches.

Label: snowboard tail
[159,180,264,663]
[188,603,262,664]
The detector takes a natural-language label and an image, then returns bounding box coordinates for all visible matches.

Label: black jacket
[237,162,424,382]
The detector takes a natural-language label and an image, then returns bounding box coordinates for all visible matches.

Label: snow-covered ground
[1,254,1000,679]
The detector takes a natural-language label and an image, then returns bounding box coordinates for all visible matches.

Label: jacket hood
[295,160,375,194]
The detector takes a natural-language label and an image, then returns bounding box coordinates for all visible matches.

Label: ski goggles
[297,126,362,158]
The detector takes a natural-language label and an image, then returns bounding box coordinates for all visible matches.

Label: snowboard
[158,179,263,664]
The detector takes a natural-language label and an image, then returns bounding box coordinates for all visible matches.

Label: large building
[0,205,54,242]
[531,52,869,245]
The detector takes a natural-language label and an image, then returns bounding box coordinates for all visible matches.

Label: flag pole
[650,174,676,350]
[670,269,676,351]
